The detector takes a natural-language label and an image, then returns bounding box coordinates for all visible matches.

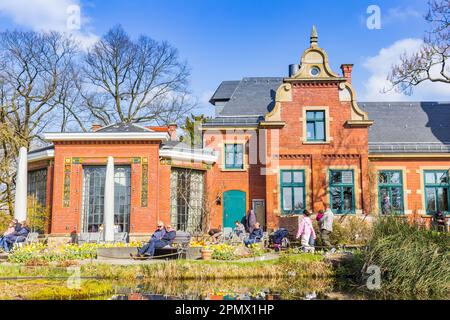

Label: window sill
[221,168,247,172]
[421,213,448,217]
[302,141,330,145]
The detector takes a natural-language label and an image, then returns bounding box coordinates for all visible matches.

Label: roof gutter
[43,132,170,142]
[159,149,218,164]
[28,149,55,163]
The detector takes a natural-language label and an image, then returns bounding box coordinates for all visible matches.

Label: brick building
[24,28,450,241]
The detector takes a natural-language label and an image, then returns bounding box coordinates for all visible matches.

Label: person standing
[296,210,316,252]
[246,209,256,233]
[319,206,335,252]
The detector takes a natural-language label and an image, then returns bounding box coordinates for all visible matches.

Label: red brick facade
[49,141,161,237]
[27,35,449,238]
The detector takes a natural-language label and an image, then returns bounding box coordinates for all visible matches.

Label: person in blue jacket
[151,221,166,241]
[135,225,177,258]
[3,220,30,252]
[244,222,263,247]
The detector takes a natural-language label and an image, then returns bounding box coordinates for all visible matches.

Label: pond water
[0,277,362,300]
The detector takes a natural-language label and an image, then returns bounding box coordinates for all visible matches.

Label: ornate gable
[263,26,373,128]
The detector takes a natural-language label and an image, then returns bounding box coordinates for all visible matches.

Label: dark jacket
[161,230,176,246]
[14,223,22,233]
[151,228,166,241]
[249,228,263,241]
[8,226,30,242]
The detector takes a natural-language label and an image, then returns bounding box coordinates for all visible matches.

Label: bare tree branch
[81,25,193,126]
[387,0,450,94]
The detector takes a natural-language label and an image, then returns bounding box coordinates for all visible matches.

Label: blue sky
[0,0,448,117]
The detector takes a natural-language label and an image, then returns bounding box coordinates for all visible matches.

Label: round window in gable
[310,66,320,77]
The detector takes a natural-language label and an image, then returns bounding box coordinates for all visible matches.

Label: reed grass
[364,216,449,299]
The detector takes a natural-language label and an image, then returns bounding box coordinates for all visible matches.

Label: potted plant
[201,246,213,260]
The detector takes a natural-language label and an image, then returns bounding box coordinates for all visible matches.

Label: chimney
[288,64,299,77]
[168,123,178,141]
[341,64,353,84]
[91,124,102,132]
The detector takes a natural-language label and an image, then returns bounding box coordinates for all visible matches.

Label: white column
[103,156,115,242]
[14,147,28,221]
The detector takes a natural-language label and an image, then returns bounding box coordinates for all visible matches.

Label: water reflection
[1,277,355,300]
[110,278,334,300]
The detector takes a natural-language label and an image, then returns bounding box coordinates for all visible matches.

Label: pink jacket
[297,216,316,240]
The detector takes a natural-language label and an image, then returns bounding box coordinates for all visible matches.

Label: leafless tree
[0,30,78,213]
[0,30,79,143]
[80,25,195,126]
[388,0,449,94]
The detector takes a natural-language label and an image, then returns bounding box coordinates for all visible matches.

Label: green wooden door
[223,190,246,228]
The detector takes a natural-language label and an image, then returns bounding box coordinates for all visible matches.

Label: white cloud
[383,7,422,26]
[0,0,98,49]
[360,38,450,101]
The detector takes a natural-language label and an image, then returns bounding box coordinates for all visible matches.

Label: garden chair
[13,232,39,249]
[229,233,243,245]
[88,232,102,244]
[262,232,270,248]
[77,233,89,245]
[114,232,128,244]
[222,227,233,242]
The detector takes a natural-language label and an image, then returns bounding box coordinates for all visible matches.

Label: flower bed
[7,241,142,264]
[190,241,266,261]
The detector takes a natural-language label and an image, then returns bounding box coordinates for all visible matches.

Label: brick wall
[50,141,160,236]
[203,130,266,230]
[369,157,450,222]
[264,82,370,229]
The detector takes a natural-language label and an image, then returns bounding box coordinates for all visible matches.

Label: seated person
[3,220,30,253]
[233,221,245,237]
[208,228,222,244]
[135,225,176,258]
[12,219,22,232]
[0,220,17,251]
[151,221,166,240]
[244,222,263,247]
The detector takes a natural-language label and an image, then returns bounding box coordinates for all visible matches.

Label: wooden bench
[154,231,191,259]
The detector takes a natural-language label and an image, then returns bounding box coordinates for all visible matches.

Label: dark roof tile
[96,123,151,133]
[218,77,283,116]
[209,80,240,104]
[361,102,450,145]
